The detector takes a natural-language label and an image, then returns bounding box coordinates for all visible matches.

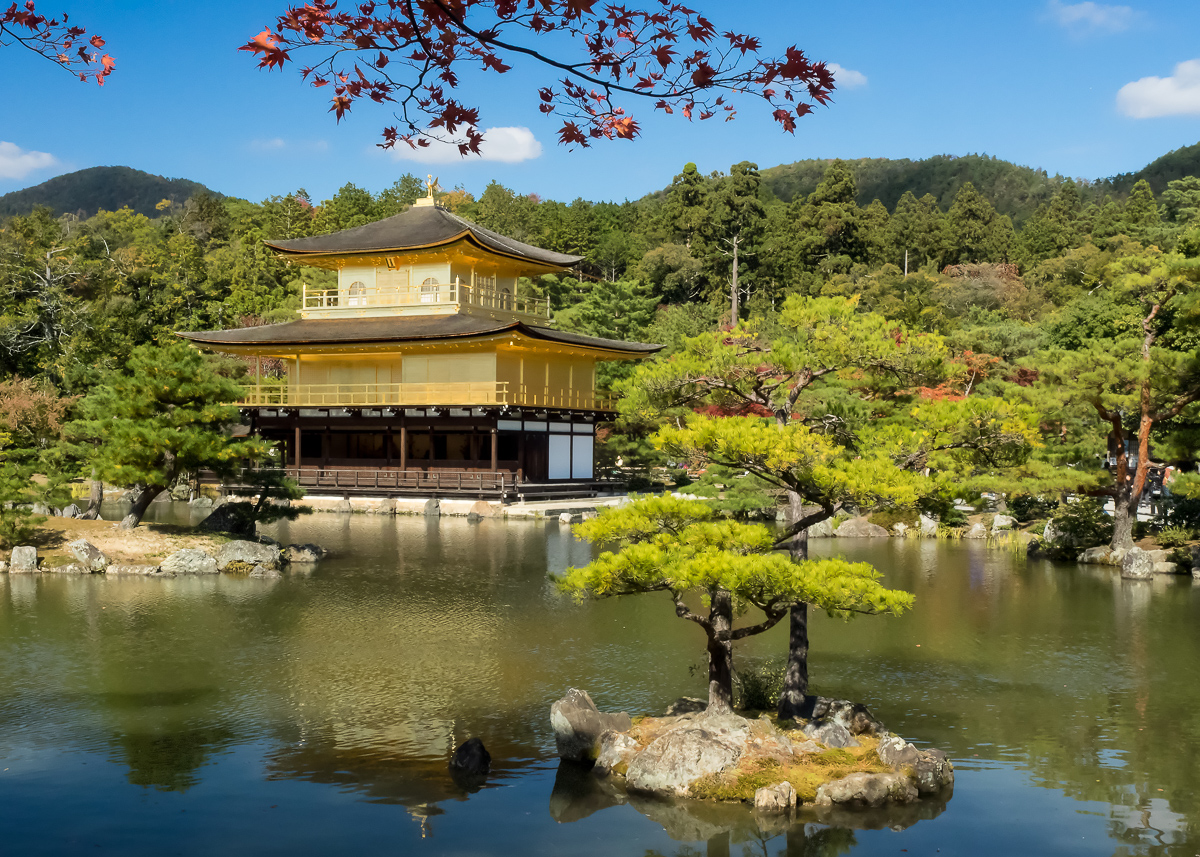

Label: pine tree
[558,494,913,713]
[71,341,276,529]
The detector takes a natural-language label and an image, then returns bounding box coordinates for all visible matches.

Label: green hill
[760,144,1200,226]
[1106,141,1200,196]
[761,154,1064,226]
[0,166,218,219]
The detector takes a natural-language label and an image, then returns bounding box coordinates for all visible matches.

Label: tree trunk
[80,468,103,520]
[118,485,162,530]
[705,588,735,713]
[1111,495,1135,551]
[779,489,812,719]
[730,235,739,322]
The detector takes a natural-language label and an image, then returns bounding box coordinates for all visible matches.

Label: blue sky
[2,0,1198,206]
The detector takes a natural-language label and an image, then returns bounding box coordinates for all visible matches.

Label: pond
[1,508,1198,856]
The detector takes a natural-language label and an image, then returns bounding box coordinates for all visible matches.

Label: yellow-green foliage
[688,737,891,803]
[560,494,915,619]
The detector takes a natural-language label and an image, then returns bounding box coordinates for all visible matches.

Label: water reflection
[2,511,1199,855]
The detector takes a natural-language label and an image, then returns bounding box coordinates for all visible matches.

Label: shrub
[1010,494,1059,523]
[1155,525,1193,549]
[867,508,917,531]
[1161,496,1200,531]
[1049,499,1113,552]
[733,660,786,711]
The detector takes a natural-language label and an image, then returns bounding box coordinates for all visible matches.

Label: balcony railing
[301,278,550,318]
[239,381,615,411]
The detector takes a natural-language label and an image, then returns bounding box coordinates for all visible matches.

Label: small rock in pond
[550,688,632,762]
[814,772,918,807]
[283,543,326,564]
[754,781,797,812]
[449,737,491,776]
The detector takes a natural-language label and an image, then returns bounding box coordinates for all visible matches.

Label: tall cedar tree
[72,341,274,529]
[558,495,913,713]
[619,295,1040,716]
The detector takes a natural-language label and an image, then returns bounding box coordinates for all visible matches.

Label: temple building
[179,183,661,498]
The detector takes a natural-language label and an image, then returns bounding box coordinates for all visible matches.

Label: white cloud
[1047,0,1136,33]
[250,137,287,151]
[828,63,867,89]
[1117,59,1200,118]
[0,141,58,180]
[389,126,543,164]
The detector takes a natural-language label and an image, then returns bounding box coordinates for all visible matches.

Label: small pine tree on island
[556,494,914,714]
[70,341,287,530]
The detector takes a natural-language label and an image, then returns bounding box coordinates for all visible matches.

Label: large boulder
[814,772,918,807]
[550,689,632,762]
[59,504,82,519]
[806,518,834,538]
[44,561,88,574]
[834,518,889,538]
[991,515,1016,531]
[160,549,218,575]
[215,540,281,571]
[9,546,38,573]
[1078,546,1126,566]
[876,736,954,794]
[918,514,938,537]
[804,698,888,737]
[1121,547,1154,580]
[963,523,988,539]
[754,781,797,813]
[624,712,750,796]
[801,718,858,748]
[68,539,109,573]
[1154,562,1180,575]
[593,730,640,777]
[891,522,909,538]
[283,543,327,564]
[423,498,440,517]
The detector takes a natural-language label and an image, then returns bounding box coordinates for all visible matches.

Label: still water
[1,508,1198,856]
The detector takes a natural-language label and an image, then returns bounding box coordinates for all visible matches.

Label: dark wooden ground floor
[240,406,612,498]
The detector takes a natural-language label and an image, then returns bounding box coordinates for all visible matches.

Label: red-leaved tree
[1,2,114,84]
[241,0,834,155]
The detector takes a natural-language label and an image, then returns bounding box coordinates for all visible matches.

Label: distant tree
[1161,177,1200,227]
[2,3,114,84]
[558,495,913,713]
[71,342,275,529]
[791,160,865,273]
[1121,180,1161,243]
[313,183,378,234]
[1030,249,1200,550]
[710,161,766,320]
[242,2,834,153]
[946,182,1011,264]
[887,191,947,271]
[376,174,427,217]
[638,243,706,305]
[663,163,712,250]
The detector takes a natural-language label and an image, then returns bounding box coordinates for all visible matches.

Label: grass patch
[687,735,890,804]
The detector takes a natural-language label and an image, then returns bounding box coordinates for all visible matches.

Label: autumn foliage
[1,1,114,84]
[241,0,834,155]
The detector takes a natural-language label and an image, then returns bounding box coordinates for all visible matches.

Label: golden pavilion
[178,182,661,498]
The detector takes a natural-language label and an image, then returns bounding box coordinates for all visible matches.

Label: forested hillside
[761,154,1062,225]
[0,166,218,219]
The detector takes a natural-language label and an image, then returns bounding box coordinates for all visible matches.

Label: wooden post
[491,427,498,471]
[294,424,302,468]
[400,424,408,471]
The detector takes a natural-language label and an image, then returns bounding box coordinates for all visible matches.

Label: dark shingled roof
[264,203,583,268]
[177,315,662,355]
